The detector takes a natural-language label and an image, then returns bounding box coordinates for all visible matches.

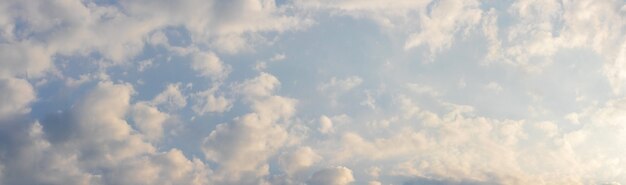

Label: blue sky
[0,0,625,184]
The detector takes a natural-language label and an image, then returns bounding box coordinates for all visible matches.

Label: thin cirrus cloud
[0,0,625,185]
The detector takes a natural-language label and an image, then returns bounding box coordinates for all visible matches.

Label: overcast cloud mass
[0,0,625,184]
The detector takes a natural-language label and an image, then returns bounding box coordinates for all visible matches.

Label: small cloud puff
[307,166,355,185]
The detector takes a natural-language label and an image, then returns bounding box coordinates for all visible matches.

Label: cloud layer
[0,0,625,185]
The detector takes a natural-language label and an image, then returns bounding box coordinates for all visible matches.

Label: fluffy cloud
[202,72,297,184]
[307,166,355,185]
[60,81,155,168]
[318,115,334,134]
[0,121,95,185]
[0,43,51,78]
[152,83,188,110]
[0,0,309,84]
[105,149,211,185]
[0,77,35,120]
[71,82,210,185]
[202,113,289,183]
[279,146,321,177]
[309,93,626,184]
[235,72,281,97]
[1,0,626,185]
[403,0,482,57]
[192,91,233,115]
[191,51,231,81]
[0,81,214,185]
[122,0,310,53]
[132,102,170,141]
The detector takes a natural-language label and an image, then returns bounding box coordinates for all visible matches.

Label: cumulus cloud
[202,72,297,184]
[0,81,213,185]
[192,91,233,115]
[132,102,170,141]
[62,81,155,167]
[235,72,281,97]
[307,166,355,185]
[0,0,309,84]
[0,121,95,185]
[105,149,211,185]
[2,0,626,185]
[279,146,321,177]
[191,51,231,81]
[202,113,289,182]
[318,115,334,134]
[152,83,188,110]
[0,43,52,78]
[0,77,35,120]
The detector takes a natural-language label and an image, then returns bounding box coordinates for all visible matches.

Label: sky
[0,0,625,185]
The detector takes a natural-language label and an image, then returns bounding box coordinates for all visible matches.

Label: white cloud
[319,76,363,93]
[106,149,211,185]
[604,41,626,94]
[404,0,482,59]
[294,0,431,28]
[191,51,231,80]
[69,81,155,168]
[192,91,233,115]
[495,0,625,74]
[366,166,381,179]
[0,43,52,78]
[0,121,96,185]
[533,121,559,138]
[256,53,287,71]
[0,0,309,85]
[0,77,35,120]
[307,166,355,185]
[481,8,503,63]
[202,111,288,184]
[65,74,93,88]
[319,115,334,134]
[235,72,281,97]
[202,72,297,184]
[152,83,188,110]
[137,59,155,72]
[2,1,626,184]
[132,102,170,141]
[123,0,310,53]
[502,0,562,71]
[279,146,321,177]
[298,0,483,60]
[249,95,297,123]
[0,80,213,185]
